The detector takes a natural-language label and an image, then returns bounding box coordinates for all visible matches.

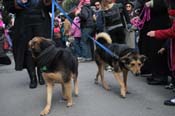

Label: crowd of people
[0,0,175,106]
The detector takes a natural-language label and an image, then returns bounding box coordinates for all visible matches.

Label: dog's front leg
[95,69,100,84]
[73,77,79,96]
[61,84,67,100]
[99,64,111,90]
[64,80,73,107]
[114,72,126,98]
[40,82,53,116]
[123,70,129,94]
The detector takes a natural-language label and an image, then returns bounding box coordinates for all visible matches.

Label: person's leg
[25,50,37,89]
[0,38,11,65]
[147,49,169,85]
[81,28,92,60]
[37,67,45,85]
[32,22,51,85]
[77,38,82,57]
[73,38,81,57]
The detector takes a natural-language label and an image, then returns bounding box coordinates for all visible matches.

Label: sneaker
[78,57,92,62]
[165,83,175,90]
[84,58,92,61]
[164,97,175,106]
[77,57,83,60]
[105,66,113,72]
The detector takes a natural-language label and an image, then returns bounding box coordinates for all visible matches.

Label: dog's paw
[67,102,73,107]
[94,79,98,84]
[40,106,50,116]
[120,94,126,99]
[74,93,79,97]
[120,88,126,98]
[74,89,79,97]
[62,96,68,101]
[103,85,111,91]
[104,87,111,91]
[126,91,131,94]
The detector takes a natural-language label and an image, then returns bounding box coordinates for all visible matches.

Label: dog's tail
[96,32,112,45]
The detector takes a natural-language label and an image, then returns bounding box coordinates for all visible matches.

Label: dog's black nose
[135,73,140,76]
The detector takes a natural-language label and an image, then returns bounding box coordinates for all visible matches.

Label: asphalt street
[0,55,174,116]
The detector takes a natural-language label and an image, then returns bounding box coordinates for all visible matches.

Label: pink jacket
[154,20,175,72]
[70,17,81,38]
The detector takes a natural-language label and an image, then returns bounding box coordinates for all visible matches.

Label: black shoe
[29,81,37,89]
[147,80,168,85]
[38,78,45,85]
[164,98,175,106]
[0,55,11,65]
[146,76,154,82]
[140,70,152,77]
[27,68,37,89]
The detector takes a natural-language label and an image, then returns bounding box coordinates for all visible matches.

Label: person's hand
[145,0,153,7]
[158,48,165,54]
[147,31,155,37]
[75,8,81,16]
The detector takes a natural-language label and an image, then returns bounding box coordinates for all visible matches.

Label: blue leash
[51,0,119,59]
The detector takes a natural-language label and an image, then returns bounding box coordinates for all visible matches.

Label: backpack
[79,5,96,28]
[103,4,121,27]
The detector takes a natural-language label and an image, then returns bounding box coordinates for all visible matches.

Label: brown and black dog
[94,32,146,98]
[29,37,78,116]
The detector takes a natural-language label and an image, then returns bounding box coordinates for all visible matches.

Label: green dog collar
[40,66,47,72]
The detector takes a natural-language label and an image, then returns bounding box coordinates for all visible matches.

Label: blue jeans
[81,27,95,59]
[72,37,82,57]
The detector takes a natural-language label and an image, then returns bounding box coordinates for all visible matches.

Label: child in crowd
[53,27,65,48]
[70,16,82,59]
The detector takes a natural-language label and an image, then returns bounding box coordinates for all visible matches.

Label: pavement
[0,55,175,116]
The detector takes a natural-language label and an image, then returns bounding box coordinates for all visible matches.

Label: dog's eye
[130,63,135,67]
[138,63,142,66]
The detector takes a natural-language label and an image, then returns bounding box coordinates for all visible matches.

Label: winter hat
[80,0,91,5]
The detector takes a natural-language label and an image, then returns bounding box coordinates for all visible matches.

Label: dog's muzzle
[135,72,141,76]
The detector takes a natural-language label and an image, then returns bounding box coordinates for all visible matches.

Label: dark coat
[154,20,175,73]
[10,0,51,70]
[136,0,171,74]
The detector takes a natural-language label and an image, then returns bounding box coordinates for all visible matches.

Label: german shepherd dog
[29,37,78,116]
[95,32,146,98]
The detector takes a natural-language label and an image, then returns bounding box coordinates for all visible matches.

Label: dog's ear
[139,55,147,63]
[40,39,55,50]
[120,57,131,64]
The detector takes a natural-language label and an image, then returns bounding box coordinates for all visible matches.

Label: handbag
[130,5,151,30]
